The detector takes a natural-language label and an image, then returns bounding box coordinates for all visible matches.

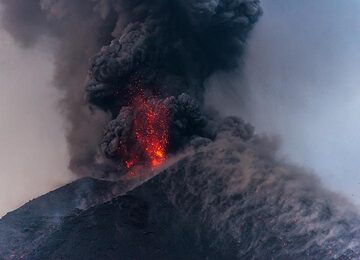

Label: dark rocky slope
[2,121,360,259]
[0,178,125,259]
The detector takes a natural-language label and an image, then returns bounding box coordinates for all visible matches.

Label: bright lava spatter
[124,92,170,171]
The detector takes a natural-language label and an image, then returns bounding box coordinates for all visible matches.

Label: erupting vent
[124,93,170,171]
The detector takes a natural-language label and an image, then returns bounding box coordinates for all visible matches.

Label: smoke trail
[0,0,117,175]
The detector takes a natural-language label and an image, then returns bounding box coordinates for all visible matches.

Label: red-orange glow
[125,159,136,169]
[132,93,170,168]
[122,92,170,172]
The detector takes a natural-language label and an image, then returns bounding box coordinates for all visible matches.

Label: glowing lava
[123,92,170,171]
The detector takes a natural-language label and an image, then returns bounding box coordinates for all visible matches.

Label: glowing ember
[122,92,170,171]
[133,93,170,168]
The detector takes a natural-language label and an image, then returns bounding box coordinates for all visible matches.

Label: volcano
[1,0,360,259]
[2,120,360,259]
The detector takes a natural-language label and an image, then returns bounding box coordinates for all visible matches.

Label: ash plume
[0,0,261,175]
[86,0,262,112]
[87,0,261,172]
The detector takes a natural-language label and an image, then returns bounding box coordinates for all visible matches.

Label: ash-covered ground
[1,119,360,259]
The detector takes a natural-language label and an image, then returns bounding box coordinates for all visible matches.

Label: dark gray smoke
[86,0,261,112]
[87,0,261,172]
[0,0,261,175]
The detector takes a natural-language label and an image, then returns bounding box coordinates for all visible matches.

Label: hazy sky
[0,30,73,216]
[207,0,360,203]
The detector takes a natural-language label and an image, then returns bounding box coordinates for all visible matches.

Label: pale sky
[0,30,73,216]
[207,0,360,204]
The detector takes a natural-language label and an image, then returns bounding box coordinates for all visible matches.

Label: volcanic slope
[0,177,125,259]
[2,119,360,259]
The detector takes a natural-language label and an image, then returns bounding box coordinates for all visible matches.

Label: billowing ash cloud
[86,0,262,113]
[0,0,261,175]
[86,0,261,172]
